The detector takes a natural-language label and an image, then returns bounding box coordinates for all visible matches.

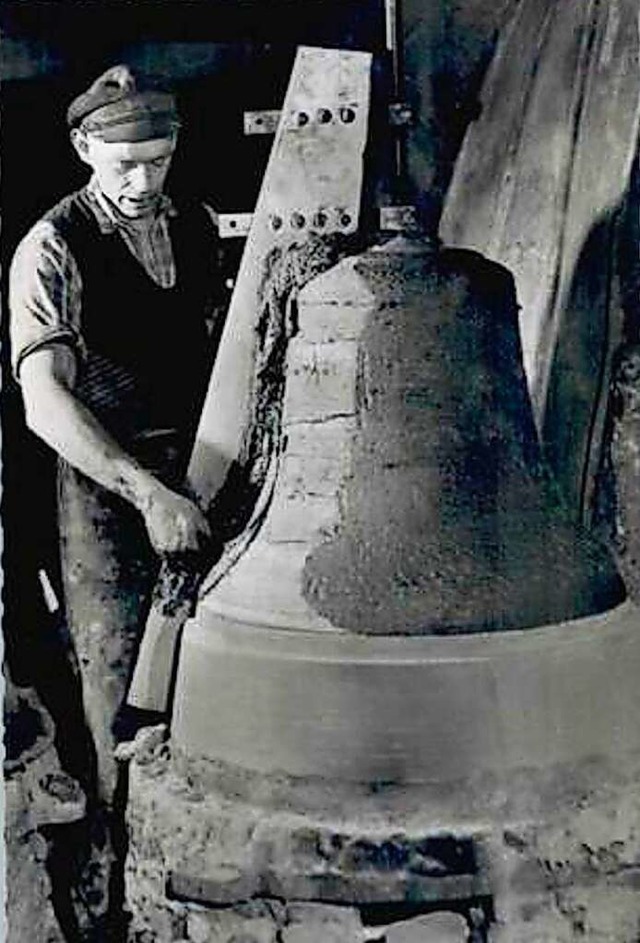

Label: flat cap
[67,65,179,142]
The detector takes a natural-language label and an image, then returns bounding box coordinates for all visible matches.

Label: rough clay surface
[604,342,640,603]
[125,729,640,943]
[301,244,623,634]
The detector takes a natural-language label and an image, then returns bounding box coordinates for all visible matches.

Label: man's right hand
[139,482,212,555]
[19,346,213,556]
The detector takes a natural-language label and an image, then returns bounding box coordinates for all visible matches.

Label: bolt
[313,211,327,228]
[340,106,356,124]
[291,212,306,229]
[270,215,283,231]
[317,108,333,124]
[296,111,310,127]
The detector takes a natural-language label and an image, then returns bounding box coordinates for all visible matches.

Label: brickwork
[126,727,640,943]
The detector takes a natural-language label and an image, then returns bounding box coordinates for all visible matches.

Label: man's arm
[20,344,210,554]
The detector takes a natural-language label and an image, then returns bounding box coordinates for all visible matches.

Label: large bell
[171,236,632,785]
[300,238,623,634]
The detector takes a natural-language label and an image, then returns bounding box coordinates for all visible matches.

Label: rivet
[270,215,283,231]
[313,211,328,229]
[339,106,356,124]
[296,111,310,127]
[291,212,306,229]
[339,212,352,228]
[317,108,333,124]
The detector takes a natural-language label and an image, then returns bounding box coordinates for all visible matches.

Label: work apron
[57,439,186,807]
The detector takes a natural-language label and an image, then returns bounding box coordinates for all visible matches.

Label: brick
[384,912,468,943]
[297,256,375,323]
[278,453,346,497]
[266,492,339,543]
[283,340,358,423]
[283,417,354,457]
[283,903,361,943]
[186,907,277,943]
[298,300,368,342]
[265,451,347,543]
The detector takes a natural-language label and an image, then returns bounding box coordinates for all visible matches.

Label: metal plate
[188,46,371,502]
[215,205,420,239]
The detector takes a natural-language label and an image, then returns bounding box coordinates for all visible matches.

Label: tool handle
[126,558,199,712]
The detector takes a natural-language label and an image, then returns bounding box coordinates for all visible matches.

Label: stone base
[5,771,63,943]
[125,728,640,943]
[3,683,87,943]
[4,742,87,943]
[128,898,470,943]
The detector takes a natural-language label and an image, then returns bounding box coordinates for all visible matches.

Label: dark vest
[44,188,221,476]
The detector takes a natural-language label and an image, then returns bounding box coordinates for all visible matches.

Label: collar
[85,176,177,234]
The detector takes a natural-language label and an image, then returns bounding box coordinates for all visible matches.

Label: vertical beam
[399,0,445,220]
[187,47,371,505]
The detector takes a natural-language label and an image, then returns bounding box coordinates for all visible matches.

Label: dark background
[0,0,508,686]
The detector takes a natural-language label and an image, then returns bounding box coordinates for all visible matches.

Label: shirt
[9,177,179,379]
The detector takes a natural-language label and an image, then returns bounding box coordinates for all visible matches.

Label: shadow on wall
[543,147,640,526]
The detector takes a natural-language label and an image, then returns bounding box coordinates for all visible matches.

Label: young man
[9,65,224,816]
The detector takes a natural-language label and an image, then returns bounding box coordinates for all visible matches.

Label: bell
[171,235,630,786]
[188,234,622,637]
[300,237,624,634]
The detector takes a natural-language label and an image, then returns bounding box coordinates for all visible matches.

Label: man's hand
[20,346,212,554]
[139,483,211,555]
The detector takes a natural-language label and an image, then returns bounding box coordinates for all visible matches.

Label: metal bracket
[208,209,254,238]
[244,101,409,135]
[244,105,361,135]
[388,101,414,126]
[213,205,420,238]
[243,109,282,135]
[379,204,418,231]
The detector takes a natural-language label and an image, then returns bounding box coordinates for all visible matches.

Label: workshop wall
[0,0,515,250]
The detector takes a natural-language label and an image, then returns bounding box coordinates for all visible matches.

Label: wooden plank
[441,0,593,388]
[440,0,639,500]
[440,0,557,254]
[187,46,371,505]
[539,0,640,517]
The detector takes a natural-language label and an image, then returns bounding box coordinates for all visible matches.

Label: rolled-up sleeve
[9,221,86,380]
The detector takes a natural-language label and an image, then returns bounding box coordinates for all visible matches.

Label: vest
[44,189,221,476]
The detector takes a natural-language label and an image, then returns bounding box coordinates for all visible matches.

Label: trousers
[57,460,161,807]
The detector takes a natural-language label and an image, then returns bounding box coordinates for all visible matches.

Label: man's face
[73,132,177,218]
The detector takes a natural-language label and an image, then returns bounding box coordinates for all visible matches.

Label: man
[9,64,224,862]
